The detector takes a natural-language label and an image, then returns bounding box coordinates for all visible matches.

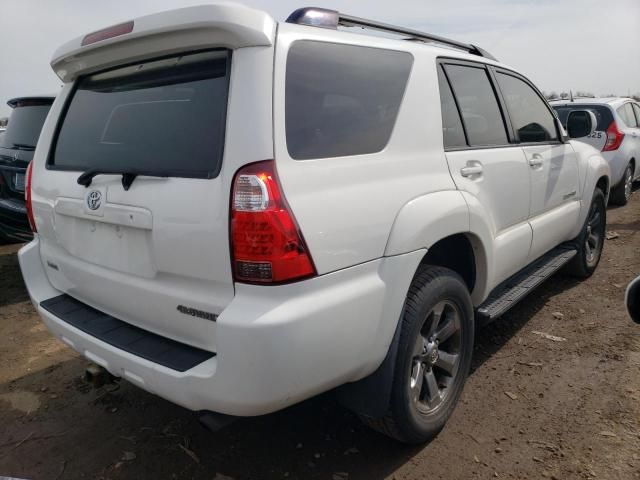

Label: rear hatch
[31,4,276,352]
[0,98,53,214]
[552,104,613,151]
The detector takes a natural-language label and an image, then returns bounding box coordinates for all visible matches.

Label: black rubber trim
[40,294,215,372]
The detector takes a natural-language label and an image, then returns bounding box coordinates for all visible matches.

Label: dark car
[0,95,54,242]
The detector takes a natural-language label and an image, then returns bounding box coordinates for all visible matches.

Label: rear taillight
[603,121,625,152]
[25,161,37,232]
[231,160,315,284]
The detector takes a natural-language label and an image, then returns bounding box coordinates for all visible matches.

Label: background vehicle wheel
[610,163,634,206]
[361,265,474,444]
[565,188,606,278]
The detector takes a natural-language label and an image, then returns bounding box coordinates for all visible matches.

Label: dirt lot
[0,193,639,480]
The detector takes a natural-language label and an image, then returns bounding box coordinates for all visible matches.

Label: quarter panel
[273,24,456,274]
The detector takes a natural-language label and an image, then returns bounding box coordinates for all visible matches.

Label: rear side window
[495,73,558,143]
[444,64,508,146]
[51,50,230,177]
[618,103,638,128]
[285,41,413,160]
[0,102,52,150]
[437,66,466,148]
[552,105,613,131]
[633,104,640,126]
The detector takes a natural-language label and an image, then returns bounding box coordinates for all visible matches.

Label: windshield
[51,50,231,178]
[0,103,52,150]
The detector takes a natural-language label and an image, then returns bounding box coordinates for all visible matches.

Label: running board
[476,246,577,324]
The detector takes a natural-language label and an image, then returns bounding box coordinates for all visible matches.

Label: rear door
[493,70,580,261]
[33,48,271,352]
[618,103,640,176]
[439,61,532,286]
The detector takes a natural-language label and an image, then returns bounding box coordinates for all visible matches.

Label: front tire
[361,266,474,444]
[610,163,634,206]
[565,188,606,278]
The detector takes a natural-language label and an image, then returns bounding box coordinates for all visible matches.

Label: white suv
[552,97,640,205]
[19,4,610,443]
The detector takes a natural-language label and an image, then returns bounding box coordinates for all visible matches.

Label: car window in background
[633,104,640,126]
[437,66,466,148]
[444,64,508,146]
[495,73,558,143]
[617,103,638,128]
[552,105,613,131]
[0,102,52,150]
[285,41,413,160]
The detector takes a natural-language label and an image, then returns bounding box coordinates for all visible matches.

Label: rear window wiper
[77,169,168,191]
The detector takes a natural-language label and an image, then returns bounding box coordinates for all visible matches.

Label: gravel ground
[0,190,639,480]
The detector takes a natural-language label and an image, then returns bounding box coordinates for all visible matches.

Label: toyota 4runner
[19,4,611,443]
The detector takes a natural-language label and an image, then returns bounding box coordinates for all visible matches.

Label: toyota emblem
[87,190,102,211]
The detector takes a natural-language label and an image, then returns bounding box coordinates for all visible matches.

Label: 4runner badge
[87,190,102,210]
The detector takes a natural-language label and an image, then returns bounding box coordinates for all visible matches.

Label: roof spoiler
[286,7,497,61]
[51,3,275,82]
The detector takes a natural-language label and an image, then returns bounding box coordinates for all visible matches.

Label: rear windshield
[552,104,613,131]
[0,102,52,150]
[51,50,231,178]
[285,41,413,160]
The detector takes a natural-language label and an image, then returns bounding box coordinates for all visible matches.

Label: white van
[19,4,610,443]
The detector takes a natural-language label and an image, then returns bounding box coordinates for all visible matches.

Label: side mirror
[566,110,597,138]
[626,276,640,324]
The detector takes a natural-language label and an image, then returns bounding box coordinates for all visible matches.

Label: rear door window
[285,41,413,160]
[51,50,231,178]
[495,72,558,143]
[437,66,466,148]
[633,104,640,126]
[617,103,638,128]
[444,64,508,146]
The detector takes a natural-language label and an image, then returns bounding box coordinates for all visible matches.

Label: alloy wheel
[624,167,633,201]
[409,300,462,414]
[585,198,604,267]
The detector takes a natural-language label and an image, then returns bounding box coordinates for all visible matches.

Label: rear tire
[360,265,474,444]
[565,188,606,278]
[610,163,634,206]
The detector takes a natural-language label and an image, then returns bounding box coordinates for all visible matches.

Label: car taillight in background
[231,160,316,284]
[25,161,37,232]
[603,121,625,152]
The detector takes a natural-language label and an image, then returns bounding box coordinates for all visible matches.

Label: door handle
[528,154,544,168]
[460,164,483,177]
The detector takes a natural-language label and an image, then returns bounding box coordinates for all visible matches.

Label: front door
[493,71,580,261]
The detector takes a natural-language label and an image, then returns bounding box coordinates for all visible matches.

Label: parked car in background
[19,3,610,444]
[551,98,640,205]
[0,95,54,242]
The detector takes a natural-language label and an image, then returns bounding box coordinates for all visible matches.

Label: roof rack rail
[286,7,497,61]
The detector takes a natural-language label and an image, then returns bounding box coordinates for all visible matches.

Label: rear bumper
[0,198,32,242]
[19,237,421,415]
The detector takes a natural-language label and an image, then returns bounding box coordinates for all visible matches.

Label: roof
[7,95,56,108]
[549,97,634,108]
